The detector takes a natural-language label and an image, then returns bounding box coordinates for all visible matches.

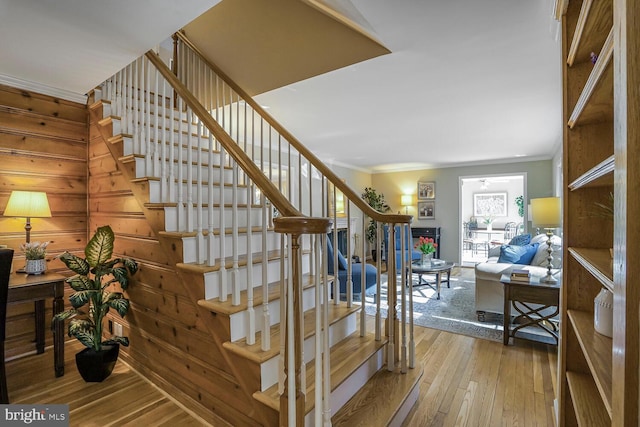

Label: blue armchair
[326,237,377,300]
[384,225,422,269]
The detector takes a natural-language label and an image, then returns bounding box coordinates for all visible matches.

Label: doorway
[459,174,527,267]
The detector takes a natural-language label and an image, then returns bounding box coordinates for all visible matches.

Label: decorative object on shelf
[530,197,561,283]
[417,181,435,200]
[590,51,598,64]
[415,236,437,267]
[361,187,391,261]
[3,190,52,243]
[53,225,138,382]
[482,215,494,232]
[401,194,412,214]
[20,241,49,275]
[594,287,613,337]
[417,200,435,220]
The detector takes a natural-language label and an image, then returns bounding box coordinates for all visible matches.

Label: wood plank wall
[0,84,88,359]
[87,100,262,425]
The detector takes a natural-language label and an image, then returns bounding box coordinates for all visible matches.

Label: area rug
[364,266,505,342]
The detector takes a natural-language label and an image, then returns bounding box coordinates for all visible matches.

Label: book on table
[510,269,530,282]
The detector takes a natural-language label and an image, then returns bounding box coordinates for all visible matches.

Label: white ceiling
[0,0,562,174]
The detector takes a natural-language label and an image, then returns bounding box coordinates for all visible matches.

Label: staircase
[86,33,421,426]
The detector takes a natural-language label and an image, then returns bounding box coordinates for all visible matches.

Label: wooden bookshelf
[558,0,640,425]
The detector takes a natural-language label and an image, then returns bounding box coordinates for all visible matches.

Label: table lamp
[531,197,561,283]
[3,190,52,243]
[401,194,412,214]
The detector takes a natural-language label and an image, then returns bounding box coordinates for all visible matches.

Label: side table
[500,273,560,345]
[8,272,66,377]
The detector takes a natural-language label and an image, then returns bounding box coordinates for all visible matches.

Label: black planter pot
[371,249,377,262]
[75,344,120,382]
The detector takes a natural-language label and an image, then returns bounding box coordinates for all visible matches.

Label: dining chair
[0,248,14,404]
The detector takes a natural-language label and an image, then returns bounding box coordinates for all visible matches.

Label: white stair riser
[304,348,385,427]
[148,180,249,204]
[203,252,313,300]
[131,156,234,183]
[258,306,358,391]
[163,205,265,233]
[182,232,281,265]
[230,274,317,343]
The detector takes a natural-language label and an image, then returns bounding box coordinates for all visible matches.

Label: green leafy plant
[591,192,614,220]
[54,225,138,351]
[20,241,49,260]
[515,195,524,218]
[361,187,391,244]
[414,236,437,255]
[482,215,494,225]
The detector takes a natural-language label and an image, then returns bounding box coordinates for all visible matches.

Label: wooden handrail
[145,50,301,219]
[175,32,412,226]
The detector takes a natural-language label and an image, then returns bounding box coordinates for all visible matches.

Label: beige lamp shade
[401,194,412,207]
[4,191,52,218]
[4,191,52,243]
[530,197,561,228]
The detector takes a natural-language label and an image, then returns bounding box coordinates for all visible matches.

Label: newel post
[274,216,331,427]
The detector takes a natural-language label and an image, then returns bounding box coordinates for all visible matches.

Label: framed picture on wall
[417,201,435,219]
[473,192,507,217]
[417,181,435,200]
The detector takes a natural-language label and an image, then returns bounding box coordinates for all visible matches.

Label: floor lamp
[531,197,561,283]
[3,191,52,244]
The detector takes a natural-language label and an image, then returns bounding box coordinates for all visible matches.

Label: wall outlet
[113,321,123,336]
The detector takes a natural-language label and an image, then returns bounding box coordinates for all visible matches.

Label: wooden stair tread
[160,226,270,240]
[253,332,388,413]
[198,271,331,315]
[144,202,262,210]
[332,364,423,426]
[223,301,360,362]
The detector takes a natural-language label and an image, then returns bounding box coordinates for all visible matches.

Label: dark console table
[411,227,441,259]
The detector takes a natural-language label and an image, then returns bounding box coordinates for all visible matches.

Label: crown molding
[0,74,87,104]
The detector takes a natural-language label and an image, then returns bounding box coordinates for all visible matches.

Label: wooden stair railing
[98,40,419,425]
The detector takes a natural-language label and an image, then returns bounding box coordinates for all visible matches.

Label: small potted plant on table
[361,187,391,262]
[54,225,138,382]
[21,241,49,274]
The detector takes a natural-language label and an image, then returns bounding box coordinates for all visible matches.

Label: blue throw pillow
[509,233,532,246]
[498,243,539,265]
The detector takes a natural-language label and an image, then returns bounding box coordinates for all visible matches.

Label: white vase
[25,258,46,275]
[486,224,492,232]
[594,287,613,337]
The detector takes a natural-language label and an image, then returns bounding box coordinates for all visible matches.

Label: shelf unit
[557,0,640,425]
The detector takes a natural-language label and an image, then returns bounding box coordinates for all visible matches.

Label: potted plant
[361,187,391,261]
[54,225,138,382]
[482,215,494,231]
[414,236,438,266]
[20,241,49,275]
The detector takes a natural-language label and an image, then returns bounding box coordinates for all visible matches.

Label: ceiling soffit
[183,0,390,96]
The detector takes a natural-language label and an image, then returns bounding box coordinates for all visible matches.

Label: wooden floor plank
[5,318,557,426]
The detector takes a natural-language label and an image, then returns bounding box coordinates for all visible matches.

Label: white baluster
[231,162,240,306]
[218,145,228,302]
[160,79,168,203]
[261,198,270,351]
[196,119,204,264]
[186,108,194,233]
[176,96,185,232]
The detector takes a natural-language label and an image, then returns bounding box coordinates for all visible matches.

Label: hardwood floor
[5,323,557,426]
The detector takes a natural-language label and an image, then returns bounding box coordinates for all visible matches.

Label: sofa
[383,225,422,269]
[326,237,377,300]
[474,233,562,319]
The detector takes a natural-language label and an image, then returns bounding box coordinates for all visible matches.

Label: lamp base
[541,273,558,284]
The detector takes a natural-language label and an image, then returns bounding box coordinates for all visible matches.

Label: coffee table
[409,259,454,299]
